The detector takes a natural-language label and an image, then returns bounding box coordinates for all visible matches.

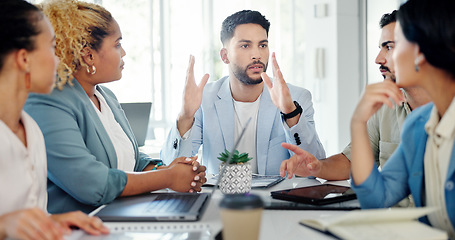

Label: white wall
[302,0,361,156]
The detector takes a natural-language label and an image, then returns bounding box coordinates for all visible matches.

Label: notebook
[120,102,152,147]
[95,118,253,223]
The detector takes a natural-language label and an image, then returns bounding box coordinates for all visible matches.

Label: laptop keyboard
[145,194,199,213]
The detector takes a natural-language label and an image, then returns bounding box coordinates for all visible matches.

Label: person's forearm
[176,115,194,137]
[282,99,299,128]
[350,120,375,185]
[284,113,300,128]
[316,153,351,180]
[143,162,165,171]
[120,168,174,196]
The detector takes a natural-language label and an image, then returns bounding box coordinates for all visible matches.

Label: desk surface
[68,177,356,240]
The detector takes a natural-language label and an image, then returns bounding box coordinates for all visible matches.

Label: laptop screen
[120,102,152,147]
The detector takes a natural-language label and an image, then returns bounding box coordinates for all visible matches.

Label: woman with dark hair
[24,0,207,215]
[350,0,455,238]
[0,0,108,239]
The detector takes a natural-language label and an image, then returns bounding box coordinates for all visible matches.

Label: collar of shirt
[425,96,455,141]
[401,89,412,115]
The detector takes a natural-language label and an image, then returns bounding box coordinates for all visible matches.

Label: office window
[103,0,307,151]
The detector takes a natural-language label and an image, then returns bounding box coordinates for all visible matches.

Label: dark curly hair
[220,10,270,45]
[0,0,42,70]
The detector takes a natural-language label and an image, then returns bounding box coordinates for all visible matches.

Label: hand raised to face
[351,80,405,125]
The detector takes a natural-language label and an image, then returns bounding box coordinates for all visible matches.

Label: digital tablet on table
[270,184,357,205]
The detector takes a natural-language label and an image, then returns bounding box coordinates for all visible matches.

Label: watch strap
[281,101,302,120]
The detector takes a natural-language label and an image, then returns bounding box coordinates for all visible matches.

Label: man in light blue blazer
[161,10,325,175]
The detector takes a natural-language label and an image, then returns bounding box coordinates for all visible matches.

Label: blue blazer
[352,103,455,228]
[25,80,157,214]
[161,76,326,175]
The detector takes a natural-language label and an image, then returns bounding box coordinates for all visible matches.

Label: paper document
[300,207,448,240]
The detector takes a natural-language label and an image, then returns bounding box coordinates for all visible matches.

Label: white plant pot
[218,162,252,194]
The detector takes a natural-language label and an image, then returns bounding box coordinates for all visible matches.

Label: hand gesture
[0,208,63,240]
[261,52,295,114]
[177,55,210,135]
[351,80,404,125]
[280,142,321,178]
[50,211,109,236]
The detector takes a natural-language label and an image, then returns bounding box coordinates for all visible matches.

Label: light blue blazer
[352,103,455,228]
[161,76,326,175]
[25,80,158,214]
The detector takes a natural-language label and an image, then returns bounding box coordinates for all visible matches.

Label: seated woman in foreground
[280,0,455,237]
[349,0,455,238]
[0,0,108,239]
[25,0,207,214]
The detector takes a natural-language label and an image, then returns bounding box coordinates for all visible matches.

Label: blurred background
[30,0,404,157]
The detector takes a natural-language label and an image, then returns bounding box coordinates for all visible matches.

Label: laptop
[95,192,210,222]
[95,118,253,222]
[120,102,152,147]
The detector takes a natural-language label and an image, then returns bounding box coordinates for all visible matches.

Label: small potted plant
[217,149,253,194]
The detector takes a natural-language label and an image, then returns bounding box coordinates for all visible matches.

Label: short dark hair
[220,10,270,45]
[398,0,455,77]
[379,10,397,28]
[0,0,42,70]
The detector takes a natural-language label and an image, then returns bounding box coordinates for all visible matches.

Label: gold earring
[86,65,96,75]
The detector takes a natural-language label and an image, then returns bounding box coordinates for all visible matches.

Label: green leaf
[218,149,251,163]
[238,153,248,158]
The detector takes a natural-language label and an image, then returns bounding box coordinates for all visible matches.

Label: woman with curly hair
[0,0,108,239]
[25,0,207,214]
